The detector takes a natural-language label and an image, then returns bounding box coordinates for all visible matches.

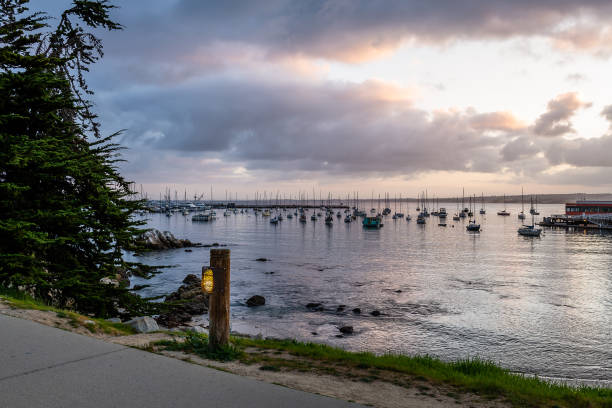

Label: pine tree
[1,0,153,316]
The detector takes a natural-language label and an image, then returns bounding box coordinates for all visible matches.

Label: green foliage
[0,0,154,316]
[158,333,244,362]
[0,286,136,335]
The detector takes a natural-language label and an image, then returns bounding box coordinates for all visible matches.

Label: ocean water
[129,204,612,386]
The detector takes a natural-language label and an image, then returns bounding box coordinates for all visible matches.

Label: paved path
[0,314,362,408]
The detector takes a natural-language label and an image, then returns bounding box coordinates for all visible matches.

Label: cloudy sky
[34,0,612,199]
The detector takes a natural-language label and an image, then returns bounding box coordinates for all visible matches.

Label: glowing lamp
[201,268,214,294]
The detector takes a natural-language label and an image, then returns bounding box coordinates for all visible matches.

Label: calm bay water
[129,204,611,386]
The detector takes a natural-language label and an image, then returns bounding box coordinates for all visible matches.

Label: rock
[125,316,159,333]
[106,317,122,323]
[370,310,381,317]
[184,249,192,252]
[100,277,119,287]
[255,258,268,262]
[83,320,95,325]
[335,334,344,338]
[352,308,361,314]
[188,326,207,334]
[246,295,266,307]
[339,326,353,334]
[212,243,219,247]
[115,268,131,287]
[336,305,346,312]
[157,274,210,328]
[131,284,149,291]
[311,332,318,336]
[182,274,200,286]
[395,289,403,293]
[306,302,322,309]
[136,229,199,250]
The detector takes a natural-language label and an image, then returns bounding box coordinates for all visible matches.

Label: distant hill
[406,193,612,204]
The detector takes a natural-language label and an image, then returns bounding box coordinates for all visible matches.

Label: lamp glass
[202,268,214,294]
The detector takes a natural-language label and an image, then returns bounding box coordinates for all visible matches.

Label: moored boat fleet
[139,189,565,237]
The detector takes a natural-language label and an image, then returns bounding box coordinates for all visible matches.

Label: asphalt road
[0,314,362,408]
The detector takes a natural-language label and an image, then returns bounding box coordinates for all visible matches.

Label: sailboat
[518,209,542,237]
[466,219,481,232]
[479,193,486,214]
[466,197,480,232]
[467,195,473,217]
[518,188,526,220]
[497,195,510,216]
[325,210,333,226]
[453,196,461,220]
[530,195,540,215]
[395,193,404,218]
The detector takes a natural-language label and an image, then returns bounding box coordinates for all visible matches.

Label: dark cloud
[601,105,612,124]
[532,92,591,137]
[89,0,612,64]
[102,78,509,177]
[500,136,542,161]
[27,0,612,190]
[545,135,612,167]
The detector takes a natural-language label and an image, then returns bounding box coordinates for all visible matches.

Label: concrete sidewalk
[0,314,362,408]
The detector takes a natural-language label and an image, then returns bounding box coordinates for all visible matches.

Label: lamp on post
[202,249,230,351]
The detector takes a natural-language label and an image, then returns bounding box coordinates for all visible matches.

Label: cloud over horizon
[30,0,612,193]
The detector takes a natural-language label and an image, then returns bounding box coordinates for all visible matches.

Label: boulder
[246,295,266,307]
[125,316,159,333]
[115,268,131,287]
[136,229,199,250]
[306,302,322,309]
[156,274,209,328]
[188,326,207,334]
[156,311,192,328]
[352,308,361,314]
[370,310,381,317]
[182,274,201,286]
[99,277,119,287]
[339,326,353,334]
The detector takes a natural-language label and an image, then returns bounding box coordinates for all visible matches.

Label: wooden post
[207,249,230,350]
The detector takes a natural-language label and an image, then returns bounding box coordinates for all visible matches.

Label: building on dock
[539,201,612,230]
[564,201,612,215]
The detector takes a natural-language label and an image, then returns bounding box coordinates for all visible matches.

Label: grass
[2,286,610,407]
[155,333,612,408]
[156,332,243,362]
[0,286,136,336]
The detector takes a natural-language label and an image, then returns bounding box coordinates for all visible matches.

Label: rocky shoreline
[155,274,209,329]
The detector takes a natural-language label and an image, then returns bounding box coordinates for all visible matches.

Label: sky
[30,0,612,199]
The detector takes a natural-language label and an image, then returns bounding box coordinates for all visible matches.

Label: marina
[130,202,612,388]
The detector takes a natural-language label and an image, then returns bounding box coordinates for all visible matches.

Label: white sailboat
[518,188,526,220]
[497,195,510,216]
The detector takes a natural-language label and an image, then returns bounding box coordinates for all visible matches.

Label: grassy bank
[2,287,610,407]
[0,286,135,336]
[157,333,612,408]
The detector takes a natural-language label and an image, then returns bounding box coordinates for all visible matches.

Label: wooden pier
[539,215,612,230]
